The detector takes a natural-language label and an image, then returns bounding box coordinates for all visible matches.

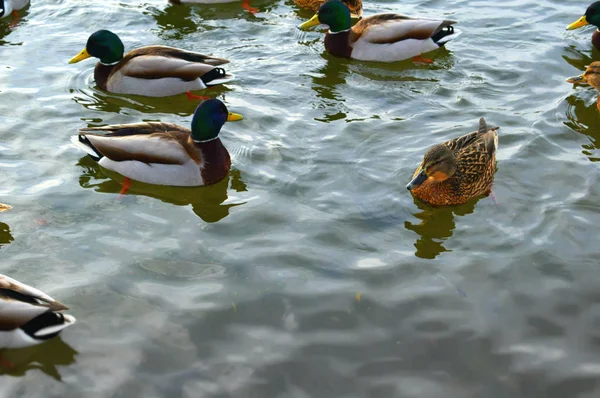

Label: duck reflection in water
[565,62,600,161]
[404,197,480,259]
[310,58,350,122]
[0,204,13,247]
[76,156,248,223]
[0,337,77,380]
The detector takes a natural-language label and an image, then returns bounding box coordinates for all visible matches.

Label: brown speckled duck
[567,2,600,51]
[69,30,233,99]
[567,62,600,111]
[407,118,499,206]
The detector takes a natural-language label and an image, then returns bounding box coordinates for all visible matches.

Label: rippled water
[2,0,600,396]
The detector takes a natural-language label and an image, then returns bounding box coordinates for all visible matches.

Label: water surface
[1,0,600,396]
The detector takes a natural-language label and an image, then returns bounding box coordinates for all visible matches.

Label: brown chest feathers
[324,30,353,58]
[198,138,232,185]
[411,156,497,206]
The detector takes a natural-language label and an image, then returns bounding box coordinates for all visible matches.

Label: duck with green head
[567,2,600,50]
[407,118,499,206]
[298,0,461,62]
[69,30,233,99]
[71,99,243,188]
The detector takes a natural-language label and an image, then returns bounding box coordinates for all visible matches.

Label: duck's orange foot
[0,354,14,370]
[242,0,258,14]
[9,11,19,28]
[412,54,434,64]
[186,91,210,101]
[117,177,132,200]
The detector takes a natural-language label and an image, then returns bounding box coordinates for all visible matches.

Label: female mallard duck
[297,0,361,17]
[70,99,243,189]
[567,2,600,51]
[69,30,233,99]
[0,273,75,350]
[0,203,11,212]
[298,0,460,62]
[567,62,600,111]
[407,118,499,206]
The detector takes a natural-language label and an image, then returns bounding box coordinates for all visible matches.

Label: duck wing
[355,14,456,44]
[75,125,192,165]
[117,46,230,82]
[0,274,66,311]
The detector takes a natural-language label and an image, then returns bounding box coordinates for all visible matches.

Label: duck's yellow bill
[567,16,589,30]
[566,74,587,84]
[69,48,91,64]
[298,14,320,30]
[227,112,243,121]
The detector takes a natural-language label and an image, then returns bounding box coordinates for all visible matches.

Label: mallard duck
[0,273,75,350]
[0,203,11,212]
[298,0,460,63]
[567,62,600,111]
[567,2,600,51]
[296,0,361,17]
[69,30,234,99]
[1,0,28,22]
[70,99,243,188]
[407,118,499,206]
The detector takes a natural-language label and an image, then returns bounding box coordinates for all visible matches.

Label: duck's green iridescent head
[298,0,351,33]
[567,1,600,30]
[191,99,243,143]
[69,30,125,65]
[406,145,457,191]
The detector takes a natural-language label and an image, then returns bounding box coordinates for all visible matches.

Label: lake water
[2,0,600,396]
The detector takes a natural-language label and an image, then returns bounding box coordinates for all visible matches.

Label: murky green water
[2,0,600,396]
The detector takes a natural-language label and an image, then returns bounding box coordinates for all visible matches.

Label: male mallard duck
[0,273,75,350]
[567,2,600,51]
[69,30,233,99]
[567,62,600,111]
[0,204,11,212]
[298,0,460,63]
[407,118,499,206]
[70,99,243,188]
[296,0,361,17]
[1,0,28,23]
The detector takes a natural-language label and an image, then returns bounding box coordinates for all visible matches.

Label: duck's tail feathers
[478,118,488,134]
[433,24,462,46]
[478,117,499,156]
[201,67,235,86]
[21,312,76,341]
[70,135,102,161]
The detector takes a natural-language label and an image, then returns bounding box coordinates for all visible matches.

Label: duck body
[70,31,233,98]
[0,274,75,349]
[0,0,29,18]
[407,118,499,206]
[71,99,242,187]
[567,62,600,111]
[299,1,460,62]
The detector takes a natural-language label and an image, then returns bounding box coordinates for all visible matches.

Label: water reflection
[71,86,232,117]
[0,222,13,247]
[0,337,77,380]
[404,197,479,259]
[76,156,248,223]
[565,94,600,162]
[311,57,350,122]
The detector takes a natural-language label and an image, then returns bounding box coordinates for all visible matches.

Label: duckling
[567,62,600,111]
[567,2,600,51]
[407,118,499,206]
[69,30,233,99]
[298,0,460,63]
[0,273,75,352]
[70,99,242,189]
[0,203,11,212]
